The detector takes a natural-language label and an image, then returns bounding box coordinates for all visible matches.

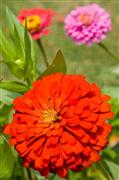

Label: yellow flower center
[79,14,92,26]
[22,15,42,31]
[42,108,58,123]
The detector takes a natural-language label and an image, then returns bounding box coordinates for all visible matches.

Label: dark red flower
[3,73,113,178]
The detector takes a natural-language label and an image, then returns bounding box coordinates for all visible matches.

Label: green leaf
[24,21,33,84]
[13,25,24,59]
[110,98,119,115]
[6,7,24,41]
[0,81,29,93]
[33,171,65,180]
[0,103,12,116]
[32,170,46,180]
[6,7,36,62]
[0,103,13,126]
[5,61,26,79]
[0,27,24,79]
[49,174,65,180]
[112,144,119,164]
[104,160,119,180]
[40,50,67,78]
[0,135,14,179]
[31,39,37,81]
[0,28,16,61]
[111,118,119,127]
[2,7,36,81]
[101,149,117,161]
[109,98,119,127]
[0,14,25,79]
[0,89,21,104]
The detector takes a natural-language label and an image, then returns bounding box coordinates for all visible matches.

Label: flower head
[3,73,113,178]
[18,8,55,40]
[64,4,112,46]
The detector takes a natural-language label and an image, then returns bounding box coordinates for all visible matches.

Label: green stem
[98,162,112,180]
[37,39,49,68]
[66,172,70,180]
[98,42,119,62]
[32,44,37,82]
[0,134,9,145]
[27,168,33,180]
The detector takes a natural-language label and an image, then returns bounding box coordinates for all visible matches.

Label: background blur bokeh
[1,0,119,88]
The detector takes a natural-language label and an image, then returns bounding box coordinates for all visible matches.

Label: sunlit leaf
[109,98,119,127]
[112,144,119,164]
[0,89,21,104]
[0,135,14,179]
[32,170,46,180]
[24,21,33,84]
[5,61,26,79]
[0,28,15,60]
[6,7,36,66]
[110,98,119,115]
[111,118,119,127]
[0,25,24,79]
[31,39,37,81]
[105,160,119,180]
[0,103,13,127]
[6,7,24,41]
[1,7,36,81]
[50,175,65,180]
[101,148,117,161]
[33,171,65,180]
[13,25,24,58]
[0,81,29,93]
[40,50,67,78]
[48,173,65,180]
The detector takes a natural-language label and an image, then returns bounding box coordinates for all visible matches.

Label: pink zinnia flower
[64,4,112,46]
[18,8,55,40]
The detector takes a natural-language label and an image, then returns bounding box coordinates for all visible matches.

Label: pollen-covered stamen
[22,15,42,31]
[42,108,58,123]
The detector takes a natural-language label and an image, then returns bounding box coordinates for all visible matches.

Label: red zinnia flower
[3,73,113,178]
[17,8,55,40]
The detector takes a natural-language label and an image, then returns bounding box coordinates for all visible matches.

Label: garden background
[0,0,119,180]
[1,0,119,87]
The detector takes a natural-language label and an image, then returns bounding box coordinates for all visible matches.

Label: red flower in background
[3,73,113,178]
[18,8,55,40]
